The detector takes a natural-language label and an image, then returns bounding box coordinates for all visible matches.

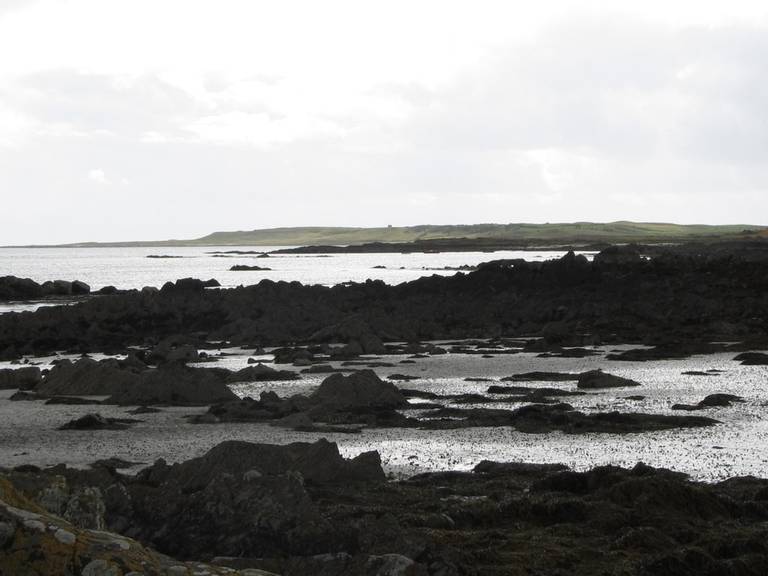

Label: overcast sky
[1,0,767,244]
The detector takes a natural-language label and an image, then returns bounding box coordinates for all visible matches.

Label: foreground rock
[0,477,272,575]
[7,445,768,575]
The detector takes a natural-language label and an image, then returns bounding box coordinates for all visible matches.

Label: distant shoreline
[2,221,766,249]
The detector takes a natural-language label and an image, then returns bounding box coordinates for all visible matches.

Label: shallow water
[1,346,766,481]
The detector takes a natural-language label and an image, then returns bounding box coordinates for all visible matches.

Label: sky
[1,0,767,244]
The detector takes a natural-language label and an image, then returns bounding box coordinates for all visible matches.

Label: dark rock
[0,367,42,390]
[228,363,300,382]
[70,280,90,295]
[126,406,163,414]
[44,396,103,405]
[501,371,580,382]
[107,363,238,406]
[673,393,744,411]
[0,275,44,300]
[387,374,420,381]
[473,461,569,476]
[734,352,768,365]
[577,369,641,389]
[311,370,408,411]
[230,265,272,271]
[35,357,141,397]
[58,413,141,430]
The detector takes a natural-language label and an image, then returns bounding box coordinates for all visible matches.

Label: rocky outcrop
[2,247,768,359]
[196,370,409,428]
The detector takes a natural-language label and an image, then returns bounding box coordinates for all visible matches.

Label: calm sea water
[0,246,578,313]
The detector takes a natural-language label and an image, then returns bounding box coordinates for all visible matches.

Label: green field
[24,221,768,248]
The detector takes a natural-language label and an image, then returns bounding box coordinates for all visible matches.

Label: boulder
[577,370,641,389]
[71,280,90,295]
[311,370,408,411]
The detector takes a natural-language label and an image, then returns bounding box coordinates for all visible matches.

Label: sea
[0,246,575,313]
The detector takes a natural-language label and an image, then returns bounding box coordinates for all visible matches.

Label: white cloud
[87,168,109,185]
[1,1,768,244]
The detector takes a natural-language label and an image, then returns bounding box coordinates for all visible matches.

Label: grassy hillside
[168,222,765,246]
[21,221,767,248]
